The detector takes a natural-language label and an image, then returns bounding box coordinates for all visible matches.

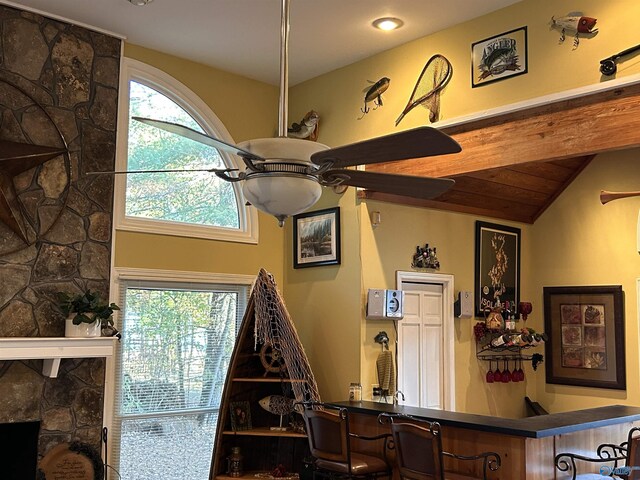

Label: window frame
[115,58,258,243]
[104,267,255,477]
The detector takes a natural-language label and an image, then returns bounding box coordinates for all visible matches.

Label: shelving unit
[210,297,309,480]
[475,328,545,374]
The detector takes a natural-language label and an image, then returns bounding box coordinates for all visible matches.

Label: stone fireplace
[0,2,120,472]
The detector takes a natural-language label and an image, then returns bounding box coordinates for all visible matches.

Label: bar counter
[329,401,640,480]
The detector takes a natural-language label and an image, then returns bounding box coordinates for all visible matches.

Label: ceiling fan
[115,0,462,226]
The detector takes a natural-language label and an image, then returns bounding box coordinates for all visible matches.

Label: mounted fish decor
[551,13,598,49]
[359,77,390,118]
[396,54,452,126]
[287,110,319,141]
[259,395,296,431]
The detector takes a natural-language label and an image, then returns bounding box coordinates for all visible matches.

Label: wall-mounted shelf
[0,337,117,378]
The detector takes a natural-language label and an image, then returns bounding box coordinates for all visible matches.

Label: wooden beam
[357,190,536,224]
[367,83,640,178]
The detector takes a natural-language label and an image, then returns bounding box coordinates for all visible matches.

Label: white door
[397,283,444,409]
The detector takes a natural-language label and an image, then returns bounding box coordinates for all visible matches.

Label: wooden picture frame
[293,207,341,269]
[471,26,528,87]
[230,401,252,431]
[475,221,521,316]
[544,285,625,390]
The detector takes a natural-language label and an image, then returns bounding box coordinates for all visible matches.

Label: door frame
[396,270,455,411]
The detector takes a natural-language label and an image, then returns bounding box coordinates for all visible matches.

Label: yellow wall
[286,0,640,416]
[530,151,640,412]
[115,45,286,282]
[116,1,639,416]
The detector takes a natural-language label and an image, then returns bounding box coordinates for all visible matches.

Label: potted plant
[56,290,120,338]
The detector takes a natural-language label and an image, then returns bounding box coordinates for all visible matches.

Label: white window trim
[115,58,259,244]
[396,270,456,411]
[103,267,255,442]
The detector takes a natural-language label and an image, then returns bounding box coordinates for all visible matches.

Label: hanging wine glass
[502,359,511,383]
[493,360,502,383]
[518,357,525,382]
[486,359,494,383]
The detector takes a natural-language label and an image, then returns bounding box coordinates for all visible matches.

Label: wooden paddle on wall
[600,190,640,204]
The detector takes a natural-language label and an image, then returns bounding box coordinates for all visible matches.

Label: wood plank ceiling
[361,82,640,224]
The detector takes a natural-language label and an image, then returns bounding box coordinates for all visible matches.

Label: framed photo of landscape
[475,221,521,316]
[293,207,341,268]
[544,285,625,390]
[471,26,528,87]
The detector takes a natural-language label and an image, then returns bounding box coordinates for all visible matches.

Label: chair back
[388,417,445,480]
[626,427,640,480]
[302,404,350,464]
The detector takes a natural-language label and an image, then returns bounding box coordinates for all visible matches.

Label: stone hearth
[0,2,121,464]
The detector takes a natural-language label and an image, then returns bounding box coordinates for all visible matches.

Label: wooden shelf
[222,427,306,438]
[0,337,117,378]
[232,377,306,383]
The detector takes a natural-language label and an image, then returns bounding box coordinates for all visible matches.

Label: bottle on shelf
[530,333,548,345]
[490,334,511,347]
[512,333,533,346]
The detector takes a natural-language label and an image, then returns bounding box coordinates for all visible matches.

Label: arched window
[115,59,258,243]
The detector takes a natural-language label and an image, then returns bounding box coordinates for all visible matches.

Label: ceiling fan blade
[86,168,238,175]
[311,126,461,168]
[323,169,454,199]
[133,117,263,162]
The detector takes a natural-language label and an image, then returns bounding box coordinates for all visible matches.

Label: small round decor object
[259,342,287,374]
[599,58,617,76]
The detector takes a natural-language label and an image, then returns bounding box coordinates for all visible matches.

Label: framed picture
[230,401,252,431]
[471,26,528,87]
[293,207,341,269]
[544,286,625,390]
[475,221,521,316]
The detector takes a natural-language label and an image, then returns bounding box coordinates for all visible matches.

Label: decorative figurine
[287,110,319,141]
[411,243,440,270]
[551,13,598,49]
[359,77,390,117]
[258,395,295,431]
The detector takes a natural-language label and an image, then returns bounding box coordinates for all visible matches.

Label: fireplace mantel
[0,337,117,378]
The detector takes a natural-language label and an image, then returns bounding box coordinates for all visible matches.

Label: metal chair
[300,402,392,480]
[378,413,501,480]
[555,426,640,479]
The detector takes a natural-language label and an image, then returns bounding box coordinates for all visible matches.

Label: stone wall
[0,4,120,460]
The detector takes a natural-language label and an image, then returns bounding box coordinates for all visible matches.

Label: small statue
[411,243,440,270]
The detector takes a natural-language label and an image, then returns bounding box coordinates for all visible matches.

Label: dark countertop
[330,401,640,438]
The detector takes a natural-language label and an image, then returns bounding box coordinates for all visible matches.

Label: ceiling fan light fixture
[372,17,404,31]
[237,137,329,226]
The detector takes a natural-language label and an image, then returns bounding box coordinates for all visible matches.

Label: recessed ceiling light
[127,0,153,5]
[372,17,404,31]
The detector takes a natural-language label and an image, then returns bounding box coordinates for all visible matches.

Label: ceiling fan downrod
[278,0,290,138]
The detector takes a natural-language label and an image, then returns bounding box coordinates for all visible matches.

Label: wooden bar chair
[300,402,392,480]
[555,426,640,479]
[378,413,501,480]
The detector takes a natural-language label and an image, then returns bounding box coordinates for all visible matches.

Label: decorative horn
[600,190,640,205]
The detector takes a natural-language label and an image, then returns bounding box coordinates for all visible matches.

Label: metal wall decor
[0,78,71,254]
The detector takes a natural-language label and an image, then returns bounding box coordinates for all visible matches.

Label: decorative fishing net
[253,269,321,404]
[396,54,453,126]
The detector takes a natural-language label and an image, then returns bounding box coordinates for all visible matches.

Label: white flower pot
[65,315,101,338]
